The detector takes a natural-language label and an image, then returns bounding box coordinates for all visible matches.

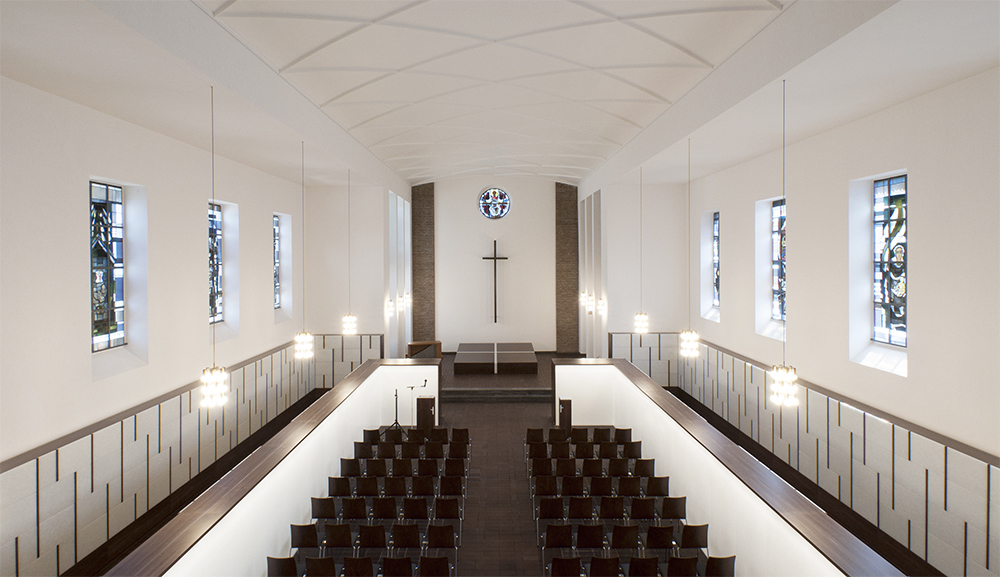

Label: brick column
[411,183,435,341]
[555,182,579,353]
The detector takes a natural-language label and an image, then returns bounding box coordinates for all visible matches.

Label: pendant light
[342,169,358,335]
[634,167,648,334]
[294,141,314,359]
[770,80,798,407]
[680,139,700,357]
[201,86,228,408]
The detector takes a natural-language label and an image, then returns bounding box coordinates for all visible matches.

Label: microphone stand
[384,379,427,437]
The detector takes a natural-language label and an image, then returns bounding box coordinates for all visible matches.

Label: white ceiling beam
[90,0,411,193]
[576,0,897,198]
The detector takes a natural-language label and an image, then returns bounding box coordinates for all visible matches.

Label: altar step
[441,388,550,402]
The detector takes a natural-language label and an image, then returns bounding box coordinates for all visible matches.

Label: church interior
[1,1,998,576]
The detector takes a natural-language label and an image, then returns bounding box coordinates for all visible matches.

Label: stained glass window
[873,175,906,346]
[479,187,510,219]
[712,211,720,308]
[91,182,125,351]
[209,203,224,323]
[273,215,281,309]
[771,199,786,321]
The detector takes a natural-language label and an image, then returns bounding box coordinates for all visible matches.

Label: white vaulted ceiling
[203,0,784,184]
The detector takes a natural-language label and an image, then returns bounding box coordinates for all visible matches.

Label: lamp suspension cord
[638,166,643,312]
[687,139,692,329]
[347,169,352,313]
[210,85,216,367]
[781,79,786,366]
[301,141,306,331]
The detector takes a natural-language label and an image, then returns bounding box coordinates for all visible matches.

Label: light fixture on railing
[202,86,228,408]
[343,168,358,335]
[597,297,607,316]
[634,166,648,334]
[682,139,700,357]
[770,79,797,407]
[294,141,314,360]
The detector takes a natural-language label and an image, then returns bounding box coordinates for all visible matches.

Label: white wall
[435,176,556,351]
[685,68,1000,455]
[0,78,304,461]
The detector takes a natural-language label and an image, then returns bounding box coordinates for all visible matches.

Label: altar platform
[454,342,538,375]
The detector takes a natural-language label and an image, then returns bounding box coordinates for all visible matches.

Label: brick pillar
[556,183,579,353]
[411,183,435,341]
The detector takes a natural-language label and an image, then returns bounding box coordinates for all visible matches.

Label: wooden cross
[482,240,508,323]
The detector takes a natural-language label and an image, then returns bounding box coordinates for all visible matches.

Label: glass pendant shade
[680,330,700,357]
[343,314,358,335]
[597,297,607,316]
[770,364,799,407]
[634,312,649,334]
[200,365,228,408]
[294,331,314,359]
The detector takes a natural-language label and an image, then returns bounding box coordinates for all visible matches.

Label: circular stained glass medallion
[479,188,510,219]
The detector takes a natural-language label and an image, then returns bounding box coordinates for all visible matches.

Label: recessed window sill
[701,307,721,323]
[756,319,785,341]
[851,341,907,377]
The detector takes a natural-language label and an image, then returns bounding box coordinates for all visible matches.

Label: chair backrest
[661,496,686,520]
[560,475,584,496]
[555,458,576,477]
[645,525,674,549]
[363,429,380,444]
[426,523,456,548]
[614,428,632,444]
[411,475,435,496]
[610,524,640,549]
[550,441,570,459]
[381,556,414,577]
[341,497,368,520]
[623,440,642,459]
[607,458,629,477]
[290,523,319,547]
[633,459,655,477]
[329,476,351,497]
[323,522,353,548]
[372,497,398,520]
[543,523,573,549]
[312,496,337,520]
[548,427,568,443]
[447,443,468,459]
[617,476,640,497]
[383,428,403,443]
[645,476,669,496]
[305,556,338,577]
[358,524,386,548]
[355,476,379,497]
[355,441,373,459]
[550,556,582,577]
[538,496,565,520]
[581,459,603,477]
[424,441,445,459]
[418,458,440,477]
[627,556,659,577]
[573,441,594,459]
[434,497,461,520]
[575,524,604,548]
[444,458,465,477]
[599,441,618,459]
[534,475,558,497]
[705,555,736,577]
[629,497,656,520]
[592,427,612,443]
[570,427,589,443]
[429,427,449,443]
[528,442,548,459]
[266,556,296,577]
[589,555,621,577]
[341,457,361,477]
[451,428,470,444]
[599,496,624,520]
[665,556,699,577]
[391,458,412,477]
[378,441,397,459]
[343,556,375,577]
[567,496,593,520]
[407,427,427,443]
[589,476,613,497]
[418,555,450,577]
[680,523,709,549]
[530,457,553,477]
[526,428,544,444]
[440,475,464,497]
[401,441,422,458]
[391,522,421,549]
[365,458,387,477]
[402,497,428,520]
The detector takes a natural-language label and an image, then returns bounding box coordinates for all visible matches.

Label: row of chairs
[535,495,687,535]
[311,495,463,533]
[540,522,708,564]
[362,427,469,446]
[356,440,470,460]
[530,456,655,479]
[547,553,734,577]
[531,474,670,501]
[528,440,643,460]
[341,456,469,478]
[527,426,633,445]
[268,554,451,577]
[330,474,467,502]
